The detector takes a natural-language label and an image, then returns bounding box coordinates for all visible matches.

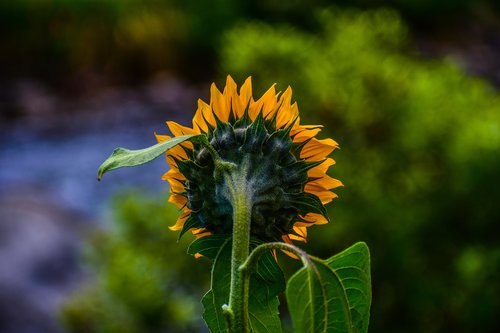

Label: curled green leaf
[97,134,203,180]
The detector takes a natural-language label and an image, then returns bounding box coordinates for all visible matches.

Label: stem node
[222,304,235,333]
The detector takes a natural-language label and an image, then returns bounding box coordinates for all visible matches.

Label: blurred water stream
[0,77,201,333]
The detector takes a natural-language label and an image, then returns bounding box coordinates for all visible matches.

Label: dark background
[1,1,499,332]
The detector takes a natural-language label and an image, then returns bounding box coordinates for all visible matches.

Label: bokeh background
[1,1,500,333]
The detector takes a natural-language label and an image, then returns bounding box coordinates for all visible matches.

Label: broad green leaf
[199,237,285,333]
[97,134,203,180]
[286,259,353,333]
[201,238,232,333]
[286,242,371,333]
[248,239,285,333]
[187,234,231,259]
[326,242,371,333]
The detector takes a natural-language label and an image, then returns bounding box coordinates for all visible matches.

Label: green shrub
[220,8,500,333]
[61,193,210,333]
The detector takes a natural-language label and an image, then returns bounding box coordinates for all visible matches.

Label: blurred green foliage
[221,8,500,333]
[61,193,210,333]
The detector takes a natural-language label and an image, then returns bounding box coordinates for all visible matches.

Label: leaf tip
[97,164,106,181]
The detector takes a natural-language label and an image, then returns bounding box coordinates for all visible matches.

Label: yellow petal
[295,124,324,130]
[277,102,300,129]
[238,77,253,117]
[162,167,185,181]
[288,234,305,241]
[308,158,336,178]
[168,193,186,208]
[301,212,329,225]
[304,183,338,204]
[277,86,292,117]
[301,138,339,161]
[250,84,276,119]
[281,235,300,259]
[292,225,308,241]
[155,133,171,143]
[166,144,188,160]
[224,76,243,118]
[168,211,190,231]
[192,228,212,238]
[201,98,216,127]
[307,175,343,190]
[291,221,310,228]
[275,91,295,128]
[155,133,174,163]
[193,99,212,132]
[211,82,230,122]
[167,177,184,193]
[291,126,322,142]
[166,121,196,149]
[278,86,292,105]
[167,121,198,136]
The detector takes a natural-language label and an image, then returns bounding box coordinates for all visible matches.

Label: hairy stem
[225,162,252,333]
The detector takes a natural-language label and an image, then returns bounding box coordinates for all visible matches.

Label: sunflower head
[157,76,342,244]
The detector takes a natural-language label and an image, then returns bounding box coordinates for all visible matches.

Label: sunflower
[156,76,342,245]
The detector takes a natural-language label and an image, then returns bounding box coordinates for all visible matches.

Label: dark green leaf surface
[97,134,203,180]
[248,240,285,333]
[201,238,232,333]
[326,242,371,333]
[187,234,231,259]
[286,242,371,333]
[199,237,285,333]
[285,192,328,217]
[286,259,353,333]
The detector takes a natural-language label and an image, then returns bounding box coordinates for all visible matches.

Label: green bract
[161,76,341,245]
[175,111,326,241]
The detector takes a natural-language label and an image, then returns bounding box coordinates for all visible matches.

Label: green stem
[199,135,236,180]
[199,135,250,331]
[241,242,311,276]
[224,163,252,333]
[238,242,312,321]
